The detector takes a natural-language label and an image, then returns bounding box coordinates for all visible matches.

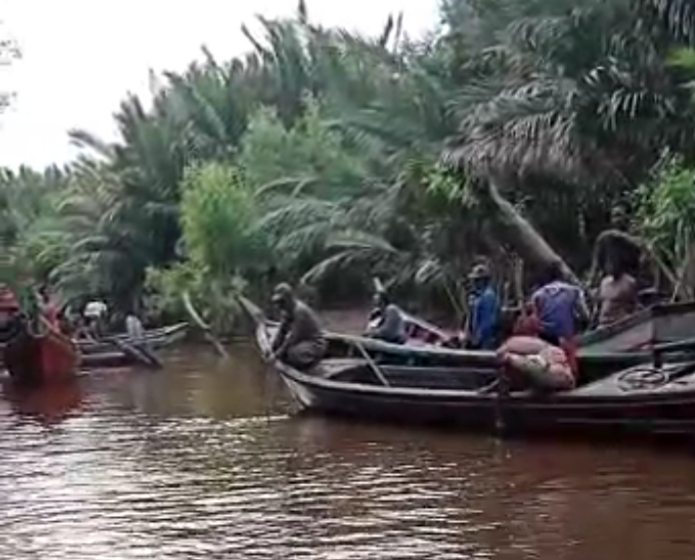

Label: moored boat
[253,318,695,440]
[238,296,695,383]
[75,322,189,354]
[0,285,80,385]
[3,322,80,385]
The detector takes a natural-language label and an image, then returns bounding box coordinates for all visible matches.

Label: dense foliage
[4,0,695,330]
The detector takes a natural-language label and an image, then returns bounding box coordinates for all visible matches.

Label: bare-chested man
[588,204,643,287]
[596,258,638,327]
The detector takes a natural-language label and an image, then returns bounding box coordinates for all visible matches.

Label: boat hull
[256,320,695,441]
[3,327,80,386]
[76,322,188,355]
[279,370,695,439]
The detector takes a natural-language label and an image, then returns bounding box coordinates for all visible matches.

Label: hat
[271,283,293,304]
[468,264,490,280]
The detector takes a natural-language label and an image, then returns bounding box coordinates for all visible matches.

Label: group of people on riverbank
[267,204,650,393]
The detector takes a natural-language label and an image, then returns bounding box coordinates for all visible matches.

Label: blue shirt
[532,281,582,340]
[468,286,500,349]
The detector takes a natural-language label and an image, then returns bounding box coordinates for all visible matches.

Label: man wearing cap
[463,264,501,350]
[269,283,327,370]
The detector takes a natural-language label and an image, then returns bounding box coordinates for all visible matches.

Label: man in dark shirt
[364,291,407,344]
[270,283,327,370]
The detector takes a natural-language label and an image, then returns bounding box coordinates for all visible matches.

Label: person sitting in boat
[126,310,145,342]
[84,299,108,338]
[364,290,407,345]
[72,316,95,341]
[462,264,500,350]
[269,283,327,370]
[596,256,638,327]
[497,335,577,392]
[531,261,590,346]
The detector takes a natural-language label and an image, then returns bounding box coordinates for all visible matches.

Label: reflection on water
[1,342,695,559]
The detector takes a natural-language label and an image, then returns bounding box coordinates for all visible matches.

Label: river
[1,342,695,559]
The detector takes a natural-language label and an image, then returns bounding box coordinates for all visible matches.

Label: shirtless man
[588,204,643,287]
[596,259,638,327]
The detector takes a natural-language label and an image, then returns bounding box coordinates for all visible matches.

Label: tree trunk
[477,175,580,285]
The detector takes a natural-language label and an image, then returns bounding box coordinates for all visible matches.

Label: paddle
[354,340,390,386]
[181,291,229,359]
[107,337,162,370]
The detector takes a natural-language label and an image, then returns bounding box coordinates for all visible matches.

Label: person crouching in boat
[269,283,327,371]
[497,335,577,391]
[497,298,579,392]
[364,290,407,345]
[37,284,61,332]
[462,264,500,350]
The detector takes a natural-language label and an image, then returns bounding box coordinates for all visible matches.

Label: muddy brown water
[1,340,695,559]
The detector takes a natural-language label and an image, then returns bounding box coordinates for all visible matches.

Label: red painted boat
[0,285,80,385]
[4,325,80,385]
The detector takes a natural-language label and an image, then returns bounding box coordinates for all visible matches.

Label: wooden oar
[108,337,162,370]
[493,368,510,434]
[181,291,229,359]
[354,340,390,386]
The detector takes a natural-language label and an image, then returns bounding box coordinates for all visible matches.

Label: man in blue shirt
[532,261,590,345]
[464,264,500,350]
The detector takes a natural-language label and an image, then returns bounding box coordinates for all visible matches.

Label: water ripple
[1,348,695,559]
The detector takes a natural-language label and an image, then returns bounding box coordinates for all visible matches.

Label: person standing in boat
[596,256,638,327]
[588,204,644,288]
[126,310,145,342]
[364,290,407,345]
[463,264,501,350]
[269,283,327,370]
[531,261,590,346]
[37,284,61,332]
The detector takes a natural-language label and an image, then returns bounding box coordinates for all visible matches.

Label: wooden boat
[76,322,188,354]
[3,322,80,386]
[238,296,695,383]
[253,318,695,439]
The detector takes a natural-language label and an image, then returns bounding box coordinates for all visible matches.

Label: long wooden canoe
[76,322,188,354]
[253,317,695,440]
[238,296,695,384]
